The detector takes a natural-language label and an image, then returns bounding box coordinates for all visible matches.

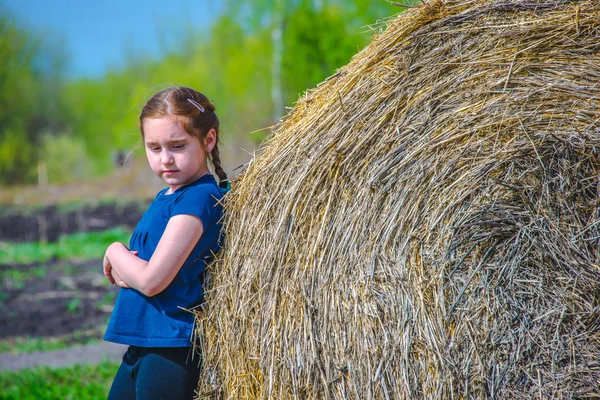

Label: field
[0,201,148,398]
[0,204,144,353]
[0,203,149,400]
[0,360,119,400]
[1,251,123,351]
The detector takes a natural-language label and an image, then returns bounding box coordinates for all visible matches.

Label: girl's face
[142,117,216,193]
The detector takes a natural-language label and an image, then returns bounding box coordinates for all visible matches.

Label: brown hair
[140,86,228,188]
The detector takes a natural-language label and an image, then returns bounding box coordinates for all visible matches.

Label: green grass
[96,292,117,308]
[0,336,86,355]
[0,266,47,290]
[0,360,118,400]
[0,227,131,265]
[0,326,108,355]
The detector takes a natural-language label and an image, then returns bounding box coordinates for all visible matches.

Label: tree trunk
[271,0,285,122]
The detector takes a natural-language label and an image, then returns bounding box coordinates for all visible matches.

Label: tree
[0,14,66,184]
[220,0,399,122]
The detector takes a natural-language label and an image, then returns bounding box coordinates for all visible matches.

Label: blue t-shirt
[104,174,223,347]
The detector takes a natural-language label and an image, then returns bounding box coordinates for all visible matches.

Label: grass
[0,227,131,265]
[0,326,108,355]
[0,360,118,400]
[96,292,117,308]
[0,266,47,290]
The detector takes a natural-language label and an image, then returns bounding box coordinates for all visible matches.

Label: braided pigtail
[211,143,230,192]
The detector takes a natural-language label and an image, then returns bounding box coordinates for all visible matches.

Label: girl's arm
[103,250,137,287]
[104,214,204,297]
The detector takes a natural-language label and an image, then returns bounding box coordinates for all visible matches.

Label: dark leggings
[107,346,201,400]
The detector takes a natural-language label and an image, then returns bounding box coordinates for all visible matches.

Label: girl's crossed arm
[103,214,204,297]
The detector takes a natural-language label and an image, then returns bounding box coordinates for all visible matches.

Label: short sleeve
[171,185,222,230]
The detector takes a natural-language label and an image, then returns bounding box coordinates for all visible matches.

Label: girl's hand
[111,250,138,288]
[103,245,138,286]
[103,253,116,285]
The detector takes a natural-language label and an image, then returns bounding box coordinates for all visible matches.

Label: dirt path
[0,341,127,371]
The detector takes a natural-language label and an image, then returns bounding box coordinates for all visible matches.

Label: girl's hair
[140,86,228,188]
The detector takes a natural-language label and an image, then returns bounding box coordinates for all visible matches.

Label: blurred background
[0,0,403,199]
[0,0,409,397]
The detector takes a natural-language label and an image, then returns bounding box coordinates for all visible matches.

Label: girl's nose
[161,150,173,165]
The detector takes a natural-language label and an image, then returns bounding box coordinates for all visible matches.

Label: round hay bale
[196,0,600,398]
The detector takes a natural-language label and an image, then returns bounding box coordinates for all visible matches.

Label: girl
[103,87,229,399]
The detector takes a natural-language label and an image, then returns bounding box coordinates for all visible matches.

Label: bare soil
[0,202,144,243]
[0,202,145,343]
[0,258,119,341]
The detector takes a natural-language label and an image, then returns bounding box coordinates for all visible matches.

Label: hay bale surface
[197,0,600,398]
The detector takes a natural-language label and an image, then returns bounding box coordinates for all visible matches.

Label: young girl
[102,86,228,399]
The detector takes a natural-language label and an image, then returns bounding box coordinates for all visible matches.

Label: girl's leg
[107,346,139,400]
[135,347,201,400]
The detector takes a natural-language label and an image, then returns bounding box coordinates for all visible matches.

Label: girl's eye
[172,144,185,149]
[149,146,161,152]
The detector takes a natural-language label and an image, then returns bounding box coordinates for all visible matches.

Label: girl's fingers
[103,259,116,284]
[105,270,116,285]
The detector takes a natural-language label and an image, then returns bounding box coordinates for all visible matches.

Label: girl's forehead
[143,117,191,141]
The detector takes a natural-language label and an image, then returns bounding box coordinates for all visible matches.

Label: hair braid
[211,143,228,188]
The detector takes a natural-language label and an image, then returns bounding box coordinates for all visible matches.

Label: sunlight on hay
[195,0,600,398]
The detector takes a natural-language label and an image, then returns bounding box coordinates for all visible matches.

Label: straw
[196,0,600,398]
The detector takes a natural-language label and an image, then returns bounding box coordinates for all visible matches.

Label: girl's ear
[204,129,217,153]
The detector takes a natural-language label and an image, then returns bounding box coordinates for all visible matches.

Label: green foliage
[61,76,139,176]
[0,227,131,264]
[66,297,82,313]
[0,13,66,184]
[0,361,118,400]
[96,291,117,307]
[0,126,36,183]
[282,4,367,102]
[1,1,404,185]
[39,133,92,184]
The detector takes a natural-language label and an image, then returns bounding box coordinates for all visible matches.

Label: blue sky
[2,0,222,78]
